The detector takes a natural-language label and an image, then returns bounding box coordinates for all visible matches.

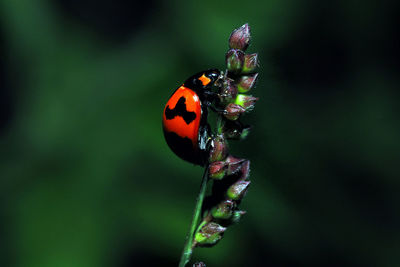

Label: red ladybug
[162,69,221,166]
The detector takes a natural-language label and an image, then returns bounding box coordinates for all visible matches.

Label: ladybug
[162,69,221,166]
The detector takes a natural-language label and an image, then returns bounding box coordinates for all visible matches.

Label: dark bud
[238,126,251,140]
[211,200,236,219]
[219,79,238,104]
[227,180,251,200]
[237,73,258,93]
[209,134,228,163]
[226,155,246,175]
[195,222,226,246]
[209,161,227,180]
[224,103,246,121]
[229,23,251,51]
[235,94,259,111]
[226,49,244,74]
[242,53,258,74]
[230,210,246,224]
[222,120,252,140]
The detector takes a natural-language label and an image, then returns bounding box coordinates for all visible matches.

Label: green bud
[229,23,251,51]
[195,222,226,246]
[234,94,259,111]
[226,49,244,74]
[209,161,227,180]
[227,180,251,200]
[237,73,258,93]
[194,232,208,243]
[211,200,235,219]
[242,53,258,74]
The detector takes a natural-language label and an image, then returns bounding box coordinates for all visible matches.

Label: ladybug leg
[204,100,226,114]
[198,125,209,151]
[203,91,219,97]
[198,122,213,165]
[209,105,226,114]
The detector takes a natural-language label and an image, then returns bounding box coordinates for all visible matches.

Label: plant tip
[229,23,251,51]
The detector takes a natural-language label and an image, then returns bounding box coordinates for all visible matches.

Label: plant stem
[216,115,223,134]
[179,165,209,267]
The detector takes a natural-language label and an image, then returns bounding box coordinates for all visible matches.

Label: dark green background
[1,0,399,266]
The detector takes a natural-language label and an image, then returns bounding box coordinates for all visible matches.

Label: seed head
[211,200,236,219]
[237,73,258,93]
[209,161,227,180]
[227,181,251,200]
[242,53,258,74]
[225,155,246,175]
[224,103,246,121]
[235,94,259,111]
[229,23,251,51]
[226,49,245,74]
[209,134,228,163]
[195,222,226,246]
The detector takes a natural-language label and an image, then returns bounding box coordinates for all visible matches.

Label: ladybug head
[201,69,221,86]
[184,69,221,92]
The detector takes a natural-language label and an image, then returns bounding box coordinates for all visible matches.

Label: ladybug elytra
[162,69,221,166]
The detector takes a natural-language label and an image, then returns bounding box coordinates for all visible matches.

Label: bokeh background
[1,0,399,266]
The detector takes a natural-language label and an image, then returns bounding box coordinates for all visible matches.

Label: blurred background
[0,0,399,266]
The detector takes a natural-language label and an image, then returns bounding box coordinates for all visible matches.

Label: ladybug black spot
[163,131,203,165]
[165,97,196,124]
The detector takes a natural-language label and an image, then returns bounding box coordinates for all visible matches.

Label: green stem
[216,115,223,134]
[179,165,209,267]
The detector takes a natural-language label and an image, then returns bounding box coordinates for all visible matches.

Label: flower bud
[226,49,244,74]
[227,180,251,200]
[229,23,251,51]
[242,53,258,74]
[195,222,226,246]
[223,103,246,121]
[209,161,227,180]
[235,94,259,111]
[237,73,258,93]
[230,210,246,224]
[226,155,246,175]
[219,79,238,104]
[211,200,235,219]
[209,134,228,163]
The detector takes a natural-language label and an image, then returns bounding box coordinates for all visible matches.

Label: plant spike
[179,23,259,266]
